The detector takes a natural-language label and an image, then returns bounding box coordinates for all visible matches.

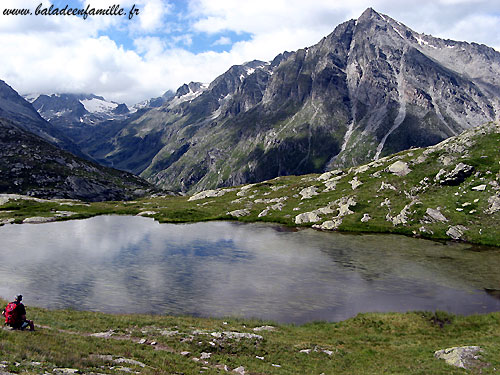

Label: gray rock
[349,177,363,189]
[189,188,235,201]
[90,330,114,338]
[388,202,416,226]
[295,211,321,224]
[227,209,251,217]
[387,161,411,176]
[361,213,371,222]
[313,218,342,230]
[425,208,448,223]
[53,369,80,374]
[200,352,211,360]
[317,170,343,181]
[337,196,357,216]
[23,216,56,224]
[253,325,275,332]
[299,186,319,199]
[485,194,500,214]
[210,331,263,340]
[136,211,158,216]
[435,163,474,185]
[114,358,146,368]
[446,225,468,240]
[378,181,397,191]
[233,366,246,375]
[434,346,483,369]
[471,184,487,191]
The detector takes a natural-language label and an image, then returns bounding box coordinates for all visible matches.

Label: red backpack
[4,302,19,325]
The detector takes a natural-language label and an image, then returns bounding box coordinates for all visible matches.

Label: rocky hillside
[4,121,497,246]
[174,121,500,246]
[0,118,154,201]
[76,8,499,193]
[0,80,88,159]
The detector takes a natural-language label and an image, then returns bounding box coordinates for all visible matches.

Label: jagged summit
[357,7,382,21]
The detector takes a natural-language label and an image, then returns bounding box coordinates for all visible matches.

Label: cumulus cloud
[0,0,498,105]
[212,36,231,46]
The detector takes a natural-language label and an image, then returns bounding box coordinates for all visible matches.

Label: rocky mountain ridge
[0,80,87,159]
[0,118,154,201]
[71,8,499,193]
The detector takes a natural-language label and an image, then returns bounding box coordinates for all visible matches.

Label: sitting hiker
[2,295,35,331]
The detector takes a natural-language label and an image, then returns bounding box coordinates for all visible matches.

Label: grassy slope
[1,298,499,374]
[1,121,498,246]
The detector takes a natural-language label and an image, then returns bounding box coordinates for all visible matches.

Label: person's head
[15,295,22,302]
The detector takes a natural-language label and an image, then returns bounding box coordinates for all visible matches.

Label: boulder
[434,346,483,369]
[23,216,56,224]
[471,184,487,191]
[295,212,321,224]
[323,179,338,192]
[233,366,246,375]
[299,186,319,199]
[378,181,397,191]
[338,197,356,216]
[446,225,468,240]
[434,163,474,185]
[227,209,250,218]
[349,177,363,190]
[361,214,371,222]
[389,202,415,226]
[485,194,500,214]
[315,218,342,230]
[387,161,411,176]
[189,188,235,201]
[253,325,275,332]
[136,211,158,216]
[425,208,448,223]
[317,170,343,181]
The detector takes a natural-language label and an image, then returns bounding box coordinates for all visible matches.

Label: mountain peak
[358,7,382,21]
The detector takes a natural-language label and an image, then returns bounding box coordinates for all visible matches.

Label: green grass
[1,298,499,374]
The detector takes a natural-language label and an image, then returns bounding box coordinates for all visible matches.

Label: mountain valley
[42,8,499,193]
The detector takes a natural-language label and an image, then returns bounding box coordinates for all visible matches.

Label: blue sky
[46,0,253,54]
[0,0,499,105]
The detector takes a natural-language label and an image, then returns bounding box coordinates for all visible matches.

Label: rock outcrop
[434,346,485,369]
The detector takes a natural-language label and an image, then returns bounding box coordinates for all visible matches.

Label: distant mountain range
[49,7,495,193]
[2,7,499,197]
[0,80,88,159]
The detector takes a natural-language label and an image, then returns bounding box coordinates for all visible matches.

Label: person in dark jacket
[2,295,35,331]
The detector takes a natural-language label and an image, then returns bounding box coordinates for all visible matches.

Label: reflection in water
[0,216,499,323]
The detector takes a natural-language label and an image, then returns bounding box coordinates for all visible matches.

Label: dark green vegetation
[1,298,499,374]
[0,118,155,201]
[1,121,498,246]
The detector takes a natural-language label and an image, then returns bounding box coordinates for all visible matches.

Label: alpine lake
[0,215,499,324]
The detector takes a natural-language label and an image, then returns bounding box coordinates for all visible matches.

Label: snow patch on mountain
[23,93,40,103]
[81,98,118,114]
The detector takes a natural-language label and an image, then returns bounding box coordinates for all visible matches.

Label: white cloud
[0,0,499,105]
[212,36,231,46]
